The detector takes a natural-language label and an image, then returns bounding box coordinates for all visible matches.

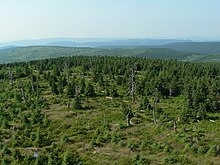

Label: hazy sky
[0,0,220,42]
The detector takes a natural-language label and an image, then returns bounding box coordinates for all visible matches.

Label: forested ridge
[0,56,220,164]
[1,46,219,64]
[160,42,220,55]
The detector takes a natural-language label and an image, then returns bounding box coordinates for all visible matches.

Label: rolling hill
[1,45,220,64]
[160,42,220,55]
[0,46,192,64]
[1,38,220,63]
[0,38,190,48]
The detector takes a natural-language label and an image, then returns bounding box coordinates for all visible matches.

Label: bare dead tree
[173,119,177,132]
[190,135,193,146]
[36,83,40,98]
[182,125,186,133]
[108,65,112,78]
[122,104,133,126]
[64,60,69,82]
[194,126,199,143]
[100,103,107,125]
[169,88,172,97]
[103,108,107,125]
[89,59,93,71]
[75,85,79,98]
[126,110,132,126]
[31,80,35,92]
[129,68,135,102]
[192,90,197,121]
[153,87,159,124]
[134,62,138,74]
[75,53,78,67]
[67,97,70,109]
[19,82,27,103]
[8,68,14,86]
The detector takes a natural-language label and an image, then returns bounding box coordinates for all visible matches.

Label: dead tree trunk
[190,135,193,146]
[100,103,107,125]
[173,119,177,132]
[104,108,107,125]
[75,53,78,67]
[90,59,93,71]
[31,81,35,92]
[8,68,14,87]
[182,125,186,132]
[153,88,159,124]
[86,96,90,108]
[67,97,70,109]
[130,68,135,102]
[64,60,69,83]
[152,107,157,124]
[126,111,132,126]
[169,88,172,97]
[194,126,199,143]
[19,83,27,103]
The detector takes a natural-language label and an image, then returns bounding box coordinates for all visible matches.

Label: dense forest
[0,56,220,164]
[160,42,220,55]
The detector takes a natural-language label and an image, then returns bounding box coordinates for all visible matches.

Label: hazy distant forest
[0,55,219,164]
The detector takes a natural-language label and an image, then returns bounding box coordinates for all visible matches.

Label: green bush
[119,140,127,147]
[164,145,170,153]
[207,145,217,157]
[183,143,191,153]
[90,138,101,147]
[132,154,151,165]
[2,145,11,155]
[162,155,191,164]
[102,131,111,143]
[191,145,198,154]
[1,158,8,165]
[62,151,81,165]
[197,146,209,155]
[140,142,147,151]
[12,149,22,160]
[61,133,69,145]
[131,117,141,124]
[150,142,162,153]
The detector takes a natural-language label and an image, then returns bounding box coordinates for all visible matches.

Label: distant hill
[0,46,96,64]
[1,38,220,57]
[1,46,220,64]
[160,42,220,55]
[0,38,76,47]
[0,46,192,64]
[0,45,17,50]
[0,38,190,48]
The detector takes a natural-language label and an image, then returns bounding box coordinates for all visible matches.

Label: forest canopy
[0,56,219,164]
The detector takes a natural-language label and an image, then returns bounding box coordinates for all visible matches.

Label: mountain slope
[160,42,220,55]
[2,45,220,64]
[0,46,96,63]
[0,46,191,64]
[0,38,190,48]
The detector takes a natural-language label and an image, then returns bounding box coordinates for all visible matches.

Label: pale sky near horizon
[0,0,220,42]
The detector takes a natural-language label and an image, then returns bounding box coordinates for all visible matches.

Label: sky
[0,0,220,42]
